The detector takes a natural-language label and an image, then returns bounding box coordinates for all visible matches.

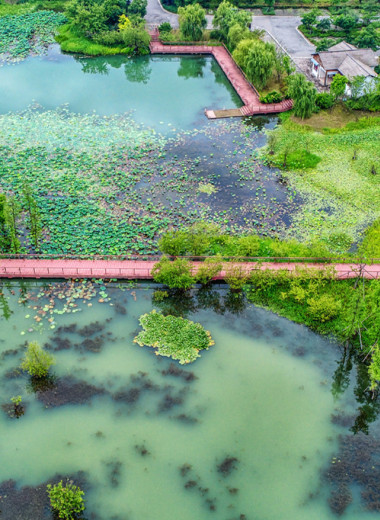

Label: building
[311,42,378,86]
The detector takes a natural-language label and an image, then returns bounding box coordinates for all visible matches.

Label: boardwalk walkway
[149,39,293,119]
[0,259,379,280]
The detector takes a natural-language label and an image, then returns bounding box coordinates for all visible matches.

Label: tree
[334,12,359,32]
[301,9,319,29]
[20,341,55,379]
[233,39,276,90]
[0,194,9,252]
[287,73,317,119]
[127,0,147,17]
[330,74,348,99]
[4,196,20,253]
[67,1,108,36]
[23,184,41,250]
[316,38,334,52]
[213,0,251,41]
[355,24,380,51]
[317,17,331,31]
[121,26,150,53]
[178,4,207,42]
[227,23,251,51]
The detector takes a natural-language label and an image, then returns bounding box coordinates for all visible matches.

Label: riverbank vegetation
[264,114,380,244]
[0,0,150,58]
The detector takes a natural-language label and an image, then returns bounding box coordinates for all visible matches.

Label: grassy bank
[56,24,128,56]
[264,112,380,247]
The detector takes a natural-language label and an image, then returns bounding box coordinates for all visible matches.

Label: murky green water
[1,281,379,520]
[0,47,240,130]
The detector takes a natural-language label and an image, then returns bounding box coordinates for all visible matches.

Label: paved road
[145,0,315,58]
[251,15,315,58]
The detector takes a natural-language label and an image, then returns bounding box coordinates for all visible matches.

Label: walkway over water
[0,259,379,280]
[149,39,293,118]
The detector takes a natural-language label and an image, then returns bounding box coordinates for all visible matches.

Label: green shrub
[236,235,261,257]
[93,29,124,45]
[368,343,380,391]
[195,257,222,285]
[158,21,172,33]
[307,293,342,322]
[152,257,195,290]
[134,310,214,364]
[224,264,250,291]
[316,92,335,109]
[20,341,55,378]
[260,90,283,104]
[47,480,85,520]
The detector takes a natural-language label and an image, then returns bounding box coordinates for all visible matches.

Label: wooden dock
[149,39,293,119]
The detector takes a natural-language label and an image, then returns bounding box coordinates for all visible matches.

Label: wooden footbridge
[149,30,293,119]
[0,258,379,280]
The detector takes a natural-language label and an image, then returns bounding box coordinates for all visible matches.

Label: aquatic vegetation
[134,310,214,364]
[0,11,66,61]
[264,116,380,246]
[47,480,85,520]
[2,395,25,419]
[20,341,55,378]
[216,456,239,477]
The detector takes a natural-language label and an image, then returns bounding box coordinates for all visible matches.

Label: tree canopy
[287,73,317,119]
[178,4,207,41]
[233,39,276,90]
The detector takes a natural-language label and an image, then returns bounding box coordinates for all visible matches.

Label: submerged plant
[134,310,214,364]
[20,341,55,378]
[47,480,85,520]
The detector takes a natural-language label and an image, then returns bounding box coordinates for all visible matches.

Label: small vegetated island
[134,310,214,364]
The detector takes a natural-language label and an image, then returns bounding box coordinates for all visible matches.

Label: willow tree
[287,73,317,119]
[178,4,207,41]
[233,39,276,90]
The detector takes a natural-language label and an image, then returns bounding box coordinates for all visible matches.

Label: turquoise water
[0,281,379,520]
[0,47,241,130]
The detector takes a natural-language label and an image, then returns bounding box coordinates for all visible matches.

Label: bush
[47,480,85,520]
[307,293,342,322]
[134,310,214,364]
[121,25,150,53]
[93,29,124,45]
[209,29,224,41]
[20,341,55,378]
[195,257,222,285]
[224,264,250,291]
[151,257,195,290]
[316,92,335,109]
[158,21,172,33]
[260,90,283,104]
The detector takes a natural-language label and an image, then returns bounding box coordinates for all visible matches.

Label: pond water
[0,48,303,252]
[0,47,240,131]
[0,281,379,520]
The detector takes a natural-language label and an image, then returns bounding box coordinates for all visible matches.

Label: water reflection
[177,57,206,80]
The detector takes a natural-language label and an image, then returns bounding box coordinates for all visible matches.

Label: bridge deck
[0,259,378,280]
